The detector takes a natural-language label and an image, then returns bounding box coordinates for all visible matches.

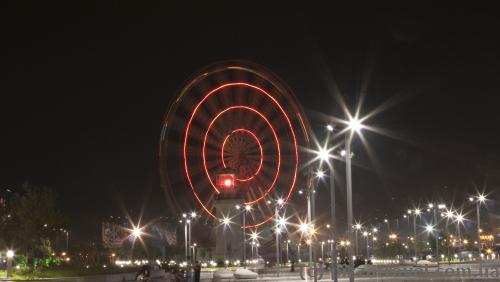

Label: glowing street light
[132,227,142,238]
[318,148,330,163]
[222,217,231,226]
[347,117,363,133]
[276,198,284,206]
[478,194,486,203]
[299,222,310,234]
[277,217,287,227]
[425,225,434,233]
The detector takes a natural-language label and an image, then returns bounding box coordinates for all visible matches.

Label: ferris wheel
[159,61,312,228]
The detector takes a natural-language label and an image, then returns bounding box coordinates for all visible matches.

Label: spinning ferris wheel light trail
[159,61,312,228]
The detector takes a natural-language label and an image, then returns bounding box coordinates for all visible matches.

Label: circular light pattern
[160,62,312,229]
[201,105,281,205]
[221,128,264,182]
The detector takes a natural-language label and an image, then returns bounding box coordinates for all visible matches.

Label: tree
[0,182,66,262]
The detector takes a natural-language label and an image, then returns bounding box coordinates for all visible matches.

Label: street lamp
[132,227,142,238]
[425,225,434,233]
[297,243,302,262]
[344,116,364,282]
[321,241,325,262]
[453,212,466,251]
[470,193,487,258]
[354,223,362,256]
[362,231,370,259]
[274,198,285,277]
[222,217,231,267]
[427,203,440,260]
[410,209,421,260]
[250,231,259,259]
[286,240,291,263]
[192,243,198,262]
[315,127,338,282]
[236,204,252,268]
[6,249,14,277]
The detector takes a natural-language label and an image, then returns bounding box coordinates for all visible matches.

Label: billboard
[149,222,177,246]
[102,222,128,249]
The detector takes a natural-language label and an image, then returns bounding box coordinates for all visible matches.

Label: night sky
[3,3,500,240]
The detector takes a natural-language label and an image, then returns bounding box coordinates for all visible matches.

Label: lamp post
[275,198,284,277]
[345,116,363,282]
[188,212,197,263]
[181,213,189,262]
[297,243,301,262]
[222,217,231,267]
[321,241,325,262]
[362,231,369,259]
[325,124,338,282]
[250,231,259,260]
[428,203,442,260]
[65,230,69,252]
[454,213,464,247]
[286,240,291,263]
[236,204,252,268]
[6,249,14,278]
[354,224,362,257]
[412,209,421,260]
[469,194,486,258]
[192,243,197,262]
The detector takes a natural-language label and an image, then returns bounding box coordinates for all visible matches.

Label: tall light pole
[412,209,421,260]
[236,204,252,268]
[428,203,442,260]
[6,249,14,278]
[275,198,284,277]
[286,240,291,263]
[454,213,464,246]
[182,213,189,262]
[321,241,325,262]
[362,231,369,259]
[354,223,362,257]
[297,243,301,262]
[192,243,197,262]
[345,116,362,282]
[188,212,196,263]
[250,231,259,260]
[222,217,231,267]
[470,194,486,258]
[325,124,338,282]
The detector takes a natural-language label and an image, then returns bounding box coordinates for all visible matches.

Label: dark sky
[2,3,500,240]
